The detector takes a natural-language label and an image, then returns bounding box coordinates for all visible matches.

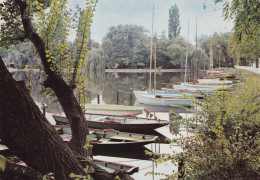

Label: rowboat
[135,102,194,113]
[54,125,159,149]
[94,159,139,175]
[173,83,231,91]
[0,144,139,175]
[197,78,233,84]
[147,89,206,99]
[52,112,169,132]
[202,71,236,79]
[84,104,144,116]
[134,91,192,107]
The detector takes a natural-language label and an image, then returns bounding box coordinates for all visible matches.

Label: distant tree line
[2,25,237,71]
[1,3,242,71]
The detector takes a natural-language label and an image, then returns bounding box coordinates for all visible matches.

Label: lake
[11,70,193,179]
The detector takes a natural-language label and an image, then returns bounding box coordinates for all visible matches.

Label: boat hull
[84,104,143,116]
[94,159,139,175]
[173,83,231,91]
[53,113,169,132]
[55,125,159,149]
[134,91,191,106]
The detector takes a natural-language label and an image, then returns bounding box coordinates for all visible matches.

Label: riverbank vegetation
[151,70,260,179]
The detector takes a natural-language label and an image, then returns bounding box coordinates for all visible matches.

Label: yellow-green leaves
[0,156,6,172]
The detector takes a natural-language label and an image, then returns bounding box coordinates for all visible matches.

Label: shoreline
[105,69,190,73]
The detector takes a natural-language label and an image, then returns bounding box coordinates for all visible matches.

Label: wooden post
[154,38,157,95]
[145,72,148,87]
[97,94,100,104]
[116,90,119,105]
[41,103,47,117]
[129,88,133,106]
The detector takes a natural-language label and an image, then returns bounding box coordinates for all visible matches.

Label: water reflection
[11,70,186,111]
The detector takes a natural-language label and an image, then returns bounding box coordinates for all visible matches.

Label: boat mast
[149,4,154,91]
[195,19,198,82]
[209,37,213,72]
[154,37,157,95]
[219,46,221,71]
[184,19,189,83]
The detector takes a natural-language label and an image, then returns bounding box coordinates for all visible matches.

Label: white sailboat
[173,20,233,91]
[134,8,191,107]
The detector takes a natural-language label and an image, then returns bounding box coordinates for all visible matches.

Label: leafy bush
[153,75,260,179]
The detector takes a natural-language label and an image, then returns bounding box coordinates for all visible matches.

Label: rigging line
[184,19,189,83]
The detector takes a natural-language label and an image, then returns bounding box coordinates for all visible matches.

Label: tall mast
[184,19,189,83]
[149,4,154,91]
[154,37,157,95]
[209,37,213,72]
[195,19,198,82]
[219,46,221,71]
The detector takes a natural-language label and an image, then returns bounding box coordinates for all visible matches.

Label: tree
[102,24,149,69]
[6,42,40,69]
[168,4,181,40]
[166,37,186,68]
[198,32,234,68]
[0,0,132,179]
[216,0,260,64]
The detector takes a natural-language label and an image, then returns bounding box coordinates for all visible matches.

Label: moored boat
[134,90,192,107]
[197,78,233,84]
[53,112,169,132]
[54,124,159,149]
[0,144,139,175]
[202,71,236,79]
[94,159,139,175]
[84,104,144,116]
[173,82,231,91]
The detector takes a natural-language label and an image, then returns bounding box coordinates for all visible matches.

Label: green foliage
[5,42,40,69]
[102,24,149,69]
[102,25,209,70]
[166,37,187,68]
[0,0,98,112]
[199,32,234,68]
[43,173,55,180]
[216,0,260,62]
[168,4,181,40]
[0,155,6,172]
[87,47,105,74]
[153,73,260,179]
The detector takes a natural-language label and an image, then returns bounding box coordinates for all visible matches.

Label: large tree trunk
[14,0,88,157]
[0,1,134,179]
[0,57,134,180]
[0,57,86,179]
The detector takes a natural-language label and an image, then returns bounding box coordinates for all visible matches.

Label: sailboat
[172,20,233,91]
[202,35,235,79]
[134,13,192,107]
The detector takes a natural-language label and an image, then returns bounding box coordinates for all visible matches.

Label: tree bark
[0,57,134,180]
[1,1,134,179]
[0,57,86,179]
[14,0,89,157]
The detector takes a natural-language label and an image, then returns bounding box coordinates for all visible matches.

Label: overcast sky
[0,0,234,45]
[68,0,234,44]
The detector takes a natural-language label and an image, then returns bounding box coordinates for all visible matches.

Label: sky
[68,0,234,44]
[0,0,234,45]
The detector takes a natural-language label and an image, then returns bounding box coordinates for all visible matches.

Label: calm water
[11,70,192,179]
